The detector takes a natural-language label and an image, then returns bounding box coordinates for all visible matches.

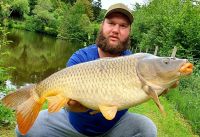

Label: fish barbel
[1,53,193,135]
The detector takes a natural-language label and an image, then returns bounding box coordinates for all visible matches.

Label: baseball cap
[104,3,134,24]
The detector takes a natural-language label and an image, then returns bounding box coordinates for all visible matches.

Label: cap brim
[105,8,133,24]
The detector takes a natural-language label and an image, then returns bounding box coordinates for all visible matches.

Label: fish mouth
[179,62,193,76]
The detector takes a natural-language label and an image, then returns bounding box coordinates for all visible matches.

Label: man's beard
[96,30,130,55]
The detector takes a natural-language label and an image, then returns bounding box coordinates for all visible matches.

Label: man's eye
[120,25,127,28]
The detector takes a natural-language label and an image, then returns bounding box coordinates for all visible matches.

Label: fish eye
[163,58,170,64]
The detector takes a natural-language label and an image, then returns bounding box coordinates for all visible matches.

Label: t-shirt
[66,44,132,136]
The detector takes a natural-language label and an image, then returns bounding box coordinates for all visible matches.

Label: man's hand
[66,99,89,112]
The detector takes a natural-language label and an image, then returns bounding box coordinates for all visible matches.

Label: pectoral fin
[99,105,118,120]
[143,85,166,116]
[46,94,69,112]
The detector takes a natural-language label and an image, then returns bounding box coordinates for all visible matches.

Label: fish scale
[66,58,141,108]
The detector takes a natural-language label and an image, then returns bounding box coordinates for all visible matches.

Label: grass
[166,76,200,135]
[0,125,15,137]
[0,104,16,137]
[0,97,198,137]
[129,97,198,137]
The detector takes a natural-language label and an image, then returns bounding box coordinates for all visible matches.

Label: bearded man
[16,3,157,137]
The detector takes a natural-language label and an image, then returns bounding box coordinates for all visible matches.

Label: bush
[0,103,15,127]
[58,1,93,43]
[0,67,15,127]
[0,22,15,128]
[132,0,200,59]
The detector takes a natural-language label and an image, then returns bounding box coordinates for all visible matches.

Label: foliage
[10,0,30,18]
[64,0,77,5]
[28,0,37,15]
[0,26,10,48]
[87,22,100,44]
[24,0,58,35]
[1,0,97,42]
[0,68,10,88]
[80,0,94,21]
[166,75,200,135]
[132,0,200,59]
[95,8,106,23]
[0,103,15,127]
[92,0,102,21]
[0,23,15,128]
[58,0,93,42]
[0,67,14,127]
[0,26,7,84]
[0,1,12,26]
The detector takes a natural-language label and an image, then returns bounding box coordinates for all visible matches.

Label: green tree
[64,0,76,5]
[10,0,30,18]
[80,0,94,20]
[0,1,12,26]
[28,0,37,15]
[92,0,101,21]
[96,9,106,22]
[132,0,200,59]
[58,0,92,42]
[25,0,58,35]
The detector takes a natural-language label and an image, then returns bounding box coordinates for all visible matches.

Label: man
[16,3,157,137]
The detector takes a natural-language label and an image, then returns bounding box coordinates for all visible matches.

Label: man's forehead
[105,12,131,24]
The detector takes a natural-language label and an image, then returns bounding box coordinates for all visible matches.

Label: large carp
[1,53,193,135]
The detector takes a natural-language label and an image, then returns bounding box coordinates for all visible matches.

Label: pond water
[1,29,84,88]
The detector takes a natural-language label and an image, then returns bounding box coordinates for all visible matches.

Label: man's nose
[112,24,120,33]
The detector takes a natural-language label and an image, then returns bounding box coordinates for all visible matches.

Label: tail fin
[1,84,35,110]
[1,84,44,135]
[17,96,43,135]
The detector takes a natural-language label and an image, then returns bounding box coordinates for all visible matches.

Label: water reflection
[1,29,84,87]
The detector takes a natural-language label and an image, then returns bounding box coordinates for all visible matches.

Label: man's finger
[67,99,89,112]
[68,99,79,106]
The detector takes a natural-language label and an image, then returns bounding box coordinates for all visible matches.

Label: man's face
[96,12,131,55]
